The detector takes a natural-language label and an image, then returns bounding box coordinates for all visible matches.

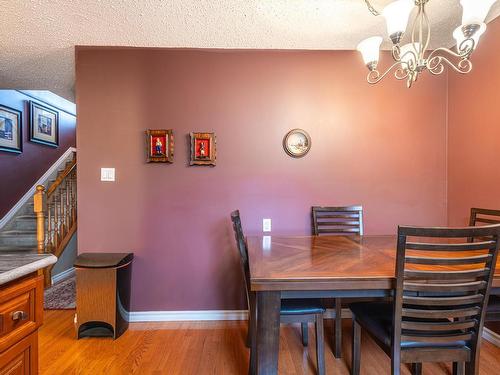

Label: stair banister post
[34,185,46,254]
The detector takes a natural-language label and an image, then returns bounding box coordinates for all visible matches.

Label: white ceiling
[1,0,499,101]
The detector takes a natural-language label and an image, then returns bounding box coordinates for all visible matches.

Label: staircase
[0,149,77,285]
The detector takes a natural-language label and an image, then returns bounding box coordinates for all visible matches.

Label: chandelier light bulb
[453,23,487,51]
[382,0,415,44]
[357,36,383,70]
[460,0,497,26]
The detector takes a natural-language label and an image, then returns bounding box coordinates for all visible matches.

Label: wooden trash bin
[75,253,133,339]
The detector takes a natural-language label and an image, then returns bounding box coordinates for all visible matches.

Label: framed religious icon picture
[29,101,59,147]
[0,105,22,154]
[146,129,174,163]
[190,132,216,166]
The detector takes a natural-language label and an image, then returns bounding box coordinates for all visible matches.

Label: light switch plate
[263,218,272,232]
[101,168,115,182]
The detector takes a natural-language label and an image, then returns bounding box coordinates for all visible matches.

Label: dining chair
[350,224,500,375]
[231,210,326,375]
[469,208,500,326]
[311,205,363,358]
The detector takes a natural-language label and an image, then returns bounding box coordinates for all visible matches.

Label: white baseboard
[0,147,77,230]
[51,267,75,284]
[127,307,351,323]
[483,327,500,347]
[128,310,249,322]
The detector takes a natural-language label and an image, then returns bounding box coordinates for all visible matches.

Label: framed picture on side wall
[146,129,174,163]
[0,105,22,154]
[29,101,59,147]
[190,132,216,166]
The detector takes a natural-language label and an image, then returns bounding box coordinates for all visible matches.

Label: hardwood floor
[40,310,500,374]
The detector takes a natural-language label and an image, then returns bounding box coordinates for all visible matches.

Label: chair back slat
[404,269,490,280]
[401,333,473,343]
[312,205,363,236]
[405,254,492,265]
[403,280,487,293]
[401,320,476,331]
[403,294,484,306]
[230,210,252,303]
[406,241,496,251]
[402,307,481,319]
[393,224,500,359]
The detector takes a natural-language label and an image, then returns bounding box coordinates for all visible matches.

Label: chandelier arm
[391,45,402,61]
[411,4,422,48]
[367,60,410,84]
[422,5,431,54]
[426,38,476,63]
[363,0,380,16]
[427,55,473,76]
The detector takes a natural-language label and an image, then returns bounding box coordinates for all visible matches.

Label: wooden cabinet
[0,274,43,375]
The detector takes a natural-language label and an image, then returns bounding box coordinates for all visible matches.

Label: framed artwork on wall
[29,101,59,147]
[0,105,22,154]
[146,129,174,163]
[190,132,216,166]
[283,128,311,158]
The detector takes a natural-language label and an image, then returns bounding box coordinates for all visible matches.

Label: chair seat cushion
[281,299,325,315]
[350,302,467,350]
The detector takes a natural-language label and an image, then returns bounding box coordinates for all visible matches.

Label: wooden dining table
[246,234,500,375]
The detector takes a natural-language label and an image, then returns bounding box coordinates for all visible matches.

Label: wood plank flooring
[39,310,500,374]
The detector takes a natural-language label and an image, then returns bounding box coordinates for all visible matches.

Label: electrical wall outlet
[263,218,272,232]
[101,168,115,182]
[262,235,271,250]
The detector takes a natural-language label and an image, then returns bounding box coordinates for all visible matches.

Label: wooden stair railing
[34,154,77,286]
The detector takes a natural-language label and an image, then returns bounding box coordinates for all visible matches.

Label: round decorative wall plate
[283,129,311,158]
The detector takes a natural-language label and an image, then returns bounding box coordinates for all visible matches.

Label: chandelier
[357,0,497,87]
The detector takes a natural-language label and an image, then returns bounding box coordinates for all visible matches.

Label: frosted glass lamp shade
[453,23,486,50]
[382,0,415,44]
[460,0,496,25]
[400,43,421,67]
[357,36,383,69]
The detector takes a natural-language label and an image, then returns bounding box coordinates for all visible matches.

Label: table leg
[256,291,280,375]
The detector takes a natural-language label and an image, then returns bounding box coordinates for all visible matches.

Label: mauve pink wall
[448,17,500,226]
[76,47,447,311]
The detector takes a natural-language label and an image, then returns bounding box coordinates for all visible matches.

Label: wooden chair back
[230,210,252,304]
[470,208,500,242]
[469,208,500,227]
[312,206,363,236]
[393,224,500,365]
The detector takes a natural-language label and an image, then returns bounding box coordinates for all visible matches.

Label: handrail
[46,158,76,197]
[33,152,77,286]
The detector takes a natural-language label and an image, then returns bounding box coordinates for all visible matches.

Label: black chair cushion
[350,302,467,350]
[281,299,325,315]
[487,295,500,313]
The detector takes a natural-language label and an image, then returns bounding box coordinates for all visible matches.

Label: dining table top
[246,234,500,292]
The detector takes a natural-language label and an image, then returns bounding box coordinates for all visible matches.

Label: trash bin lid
[74,253,134,268]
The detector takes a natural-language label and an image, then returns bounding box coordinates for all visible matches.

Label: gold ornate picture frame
[190,132,216,166]
[146,129,174,163]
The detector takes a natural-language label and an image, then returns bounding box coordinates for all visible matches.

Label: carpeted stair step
[0,245,38,253]
[0,230,37,246]
[7,215,42,230]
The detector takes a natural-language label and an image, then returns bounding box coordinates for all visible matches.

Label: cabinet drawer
[0,331,37,375]
[0,276,43,354]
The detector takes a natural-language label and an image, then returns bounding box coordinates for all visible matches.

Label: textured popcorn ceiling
[1,0,499,101]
